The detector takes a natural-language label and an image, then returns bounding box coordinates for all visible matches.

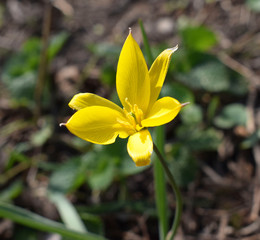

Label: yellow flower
[61,30,182,167]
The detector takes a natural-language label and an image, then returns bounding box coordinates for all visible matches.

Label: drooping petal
[116,30,150,113]
[65,106,132,145]
[142,97,181,127]
[148,46,178,108]
[127,129,153,167]
[68,93,123,113]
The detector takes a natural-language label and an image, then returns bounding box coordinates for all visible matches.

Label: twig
[239,217,260,236]
[216,52,259,88]
[34,1,52,119]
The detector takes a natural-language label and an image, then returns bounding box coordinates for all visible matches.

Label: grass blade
[48,191,87,233]
[0,201,107,240]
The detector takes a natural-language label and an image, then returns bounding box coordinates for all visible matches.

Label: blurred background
[0,0,259,239]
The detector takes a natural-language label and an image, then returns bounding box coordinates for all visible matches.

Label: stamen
[116,117,136,135]
[123,108,136,128]
[133,104,143,127]
[123,98,144,131]
[125,98,133,112]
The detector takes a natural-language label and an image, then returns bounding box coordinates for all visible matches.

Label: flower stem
[153,143,183,240]
[154,127,168,240]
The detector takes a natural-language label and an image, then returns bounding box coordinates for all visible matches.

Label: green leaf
[207,96,219,123]
[177,60,230,92]
[48,191,87,233]
[177,126,222,151]
[181,25,217,52]
[80,213,104,235]
[168,146,198,187]
[47,32,69,60]
[49,157,86,193]
[30,118,53,147]
[1,32,68,106]
[87,43,120,58]
[0,180,23,201]
[100,65,116,86]
[119,156,148,176]
[87,159,115,191]
[241,129,260,149]
[161,82,195,103]
[181,104,203,125]
[214,104,247,129]
[246,0,260,12]
[6,151,30,170]
[0,202,107,240]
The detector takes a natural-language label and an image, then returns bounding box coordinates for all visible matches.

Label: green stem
[138,19,153,66]
[154,127,168,240]
[153,143,183,240]
[138,19,168,240]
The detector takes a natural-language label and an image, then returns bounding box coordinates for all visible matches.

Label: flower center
[116,98,144,135]
[124,98,144,131]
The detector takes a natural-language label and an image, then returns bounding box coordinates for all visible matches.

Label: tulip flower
[61,29,182,167]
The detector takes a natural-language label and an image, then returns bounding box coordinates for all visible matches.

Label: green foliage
[13,226,39,240]
[1,32,68,107]
[30,118,53,147]
[49,139,147,193]
[214,104,247,129]
[177,60,229,91]
[180,25,217,52]
[100,65,116,86]
[80,213,104,235]
[0,14,254,240]
[48,191,87,233]
[168,145,198,187]
[207,96,219,123]
[177,126,222,151]
[47,32,69,60]
[181,104,203,125]
[0,181,23,202]
[161,82,195,103]
[85,140,148,191]
[176,59,247,94]
[169,24,248,96]
[246,0,260,12]
[49,157,86,193]
[88,42,121,58]
[0,202,107,240]
[241,129,260,149]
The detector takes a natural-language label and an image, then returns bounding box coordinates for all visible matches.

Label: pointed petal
[142,97,181,127]
[65,106,132,145]
[148,46,178,107]
[116,31,150,113]
[127,129,153,167]
[69,93,123,113]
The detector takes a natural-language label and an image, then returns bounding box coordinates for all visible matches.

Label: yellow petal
[65,106,132,144]
[127,129,153,167]
[142,97,181,127]
[68,93,123,113]
[148,46,178,108]
[116,30,150,113]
